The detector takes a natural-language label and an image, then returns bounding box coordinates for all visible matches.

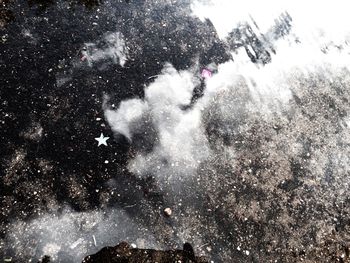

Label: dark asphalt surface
[1,1,350,262]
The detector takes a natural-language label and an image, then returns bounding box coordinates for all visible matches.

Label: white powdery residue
[104,99,148,140]
[42,243,61,261]
[106,64,211,181]
[198,19,350,116]
[199,57,292,117]
[191,0,285,39]
[191,0,350,73]
[142,107,208,178]
[83,32,128,67]
[145,64,195,107]
[103,1,350,185]
[284,0,350,46]
[191,0,350,43]
[7,208,157,261]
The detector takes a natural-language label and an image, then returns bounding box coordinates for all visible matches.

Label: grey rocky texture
[1,0,350,262]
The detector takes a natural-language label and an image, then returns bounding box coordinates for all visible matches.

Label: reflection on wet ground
[1,0,350,262]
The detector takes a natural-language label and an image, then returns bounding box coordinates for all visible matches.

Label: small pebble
[164,207,172,217]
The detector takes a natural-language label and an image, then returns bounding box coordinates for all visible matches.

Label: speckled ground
[1,1,350,262]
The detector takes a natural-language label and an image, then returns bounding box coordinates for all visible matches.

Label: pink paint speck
[201,68,212,79]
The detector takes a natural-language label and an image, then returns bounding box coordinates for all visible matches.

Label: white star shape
[95,133,109,147]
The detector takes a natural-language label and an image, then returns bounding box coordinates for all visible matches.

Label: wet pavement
[1,0,350,262]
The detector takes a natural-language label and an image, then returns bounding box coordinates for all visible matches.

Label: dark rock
[82,242,208,263]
